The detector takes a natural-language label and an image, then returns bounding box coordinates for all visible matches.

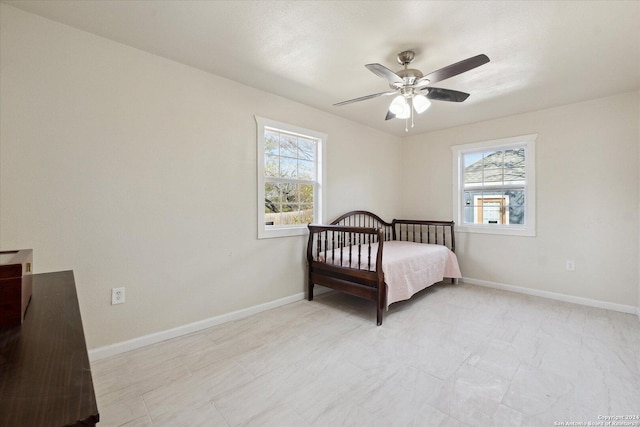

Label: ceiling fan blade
[385,110,396,121]
[333,90,396,106]
[423,87,470,102]
[365,63,404,86]
[421,54,489,85]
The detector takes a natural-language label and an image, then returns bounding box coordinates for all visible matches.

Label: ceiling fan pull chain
[411,97,415,128]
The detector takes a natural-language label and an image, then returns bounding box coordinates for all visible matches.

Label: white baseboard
[463,277,638,315]
[89,279,638,361]
[89,287,331,361]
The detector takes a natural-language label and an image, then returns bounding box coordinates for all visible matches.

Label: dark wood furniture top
[0,270,99,426]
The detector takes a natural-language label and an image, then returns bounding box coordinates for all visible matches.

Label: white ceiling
[4,0,640,137]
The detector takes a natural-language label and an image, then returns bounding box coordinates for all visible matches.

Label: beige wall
[2,5,638,351]
[0,5,402,348]
[401,92,640,306]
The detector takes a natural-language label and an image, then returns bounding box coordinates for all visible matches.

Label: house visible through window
[452,134,536,236]
[256,117,326,239]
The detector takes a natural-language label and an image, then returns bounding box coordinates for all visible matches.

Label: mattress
[318,240,462,307]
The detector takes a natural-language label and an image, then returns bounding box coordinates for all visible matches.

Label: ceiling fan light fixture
[389,96,410,119]
[395,104,410,119]
[413,94,431,114]
[389,95,408,115]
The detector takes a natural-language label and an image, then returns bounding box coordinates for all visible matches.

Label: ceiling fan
[334,50,490,131]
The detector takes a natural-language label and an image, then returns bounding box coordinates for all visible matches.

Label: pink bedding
[318,241,462,308]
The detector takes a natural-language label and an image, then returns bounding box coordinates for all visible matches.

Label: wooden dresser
[0,270,99,426]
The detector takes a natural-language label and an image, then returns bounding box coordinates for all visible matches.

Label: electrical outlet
[112,287,125,305]
[566,260,576,272]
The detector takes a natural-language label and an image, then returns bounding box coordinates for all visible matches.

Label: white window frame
[452,134,537,237]
[256,116,326,239]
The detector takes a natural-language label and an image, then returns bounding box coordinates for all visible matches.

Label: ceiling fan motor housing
[396,68,423,86]
[397,50,416,65]
[393,51,424,86]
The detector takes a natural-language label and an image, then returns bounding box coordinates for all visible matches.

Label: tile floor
[91,282,640,426]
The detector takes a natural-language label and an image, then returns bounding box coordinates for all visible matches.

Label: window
[452,134,536,236]
[256,116,326,239]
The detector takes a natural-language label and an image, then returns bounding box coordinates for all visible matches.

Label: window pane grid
[453,135,535,236]
[262,126,319,229]
[263,129,317,182]
[263,176,315,186]
[461,145,527,226]
[264,181,315,226]
[258,117,325,238]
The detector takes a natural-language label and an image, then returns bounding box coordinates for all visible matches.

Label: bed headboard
[330,211,394,241]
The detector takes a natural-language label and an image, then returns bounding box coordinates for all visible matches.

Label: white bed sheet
[318,240,462,308]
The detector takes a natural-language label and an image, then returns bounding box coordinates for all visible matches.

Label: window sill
[258,226,309,239]
[456,224,536,237]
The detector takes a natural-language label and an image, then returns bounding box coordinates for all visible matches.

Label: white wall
[401,92,640,307]
[0,5,402,348]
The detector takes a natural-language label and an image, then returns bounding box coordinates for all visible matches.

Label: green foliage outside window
[263,128,317,226]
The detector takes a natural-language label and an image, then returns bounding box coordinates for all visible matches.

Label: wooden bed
[306,210,460,325]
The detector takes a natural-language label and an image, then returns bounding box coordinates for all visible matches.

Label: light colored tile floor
[91,282,640,427]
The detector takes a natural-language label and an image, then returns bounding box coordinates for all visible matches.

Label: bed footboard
[306,224,387,325]
[393,220,456,283]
